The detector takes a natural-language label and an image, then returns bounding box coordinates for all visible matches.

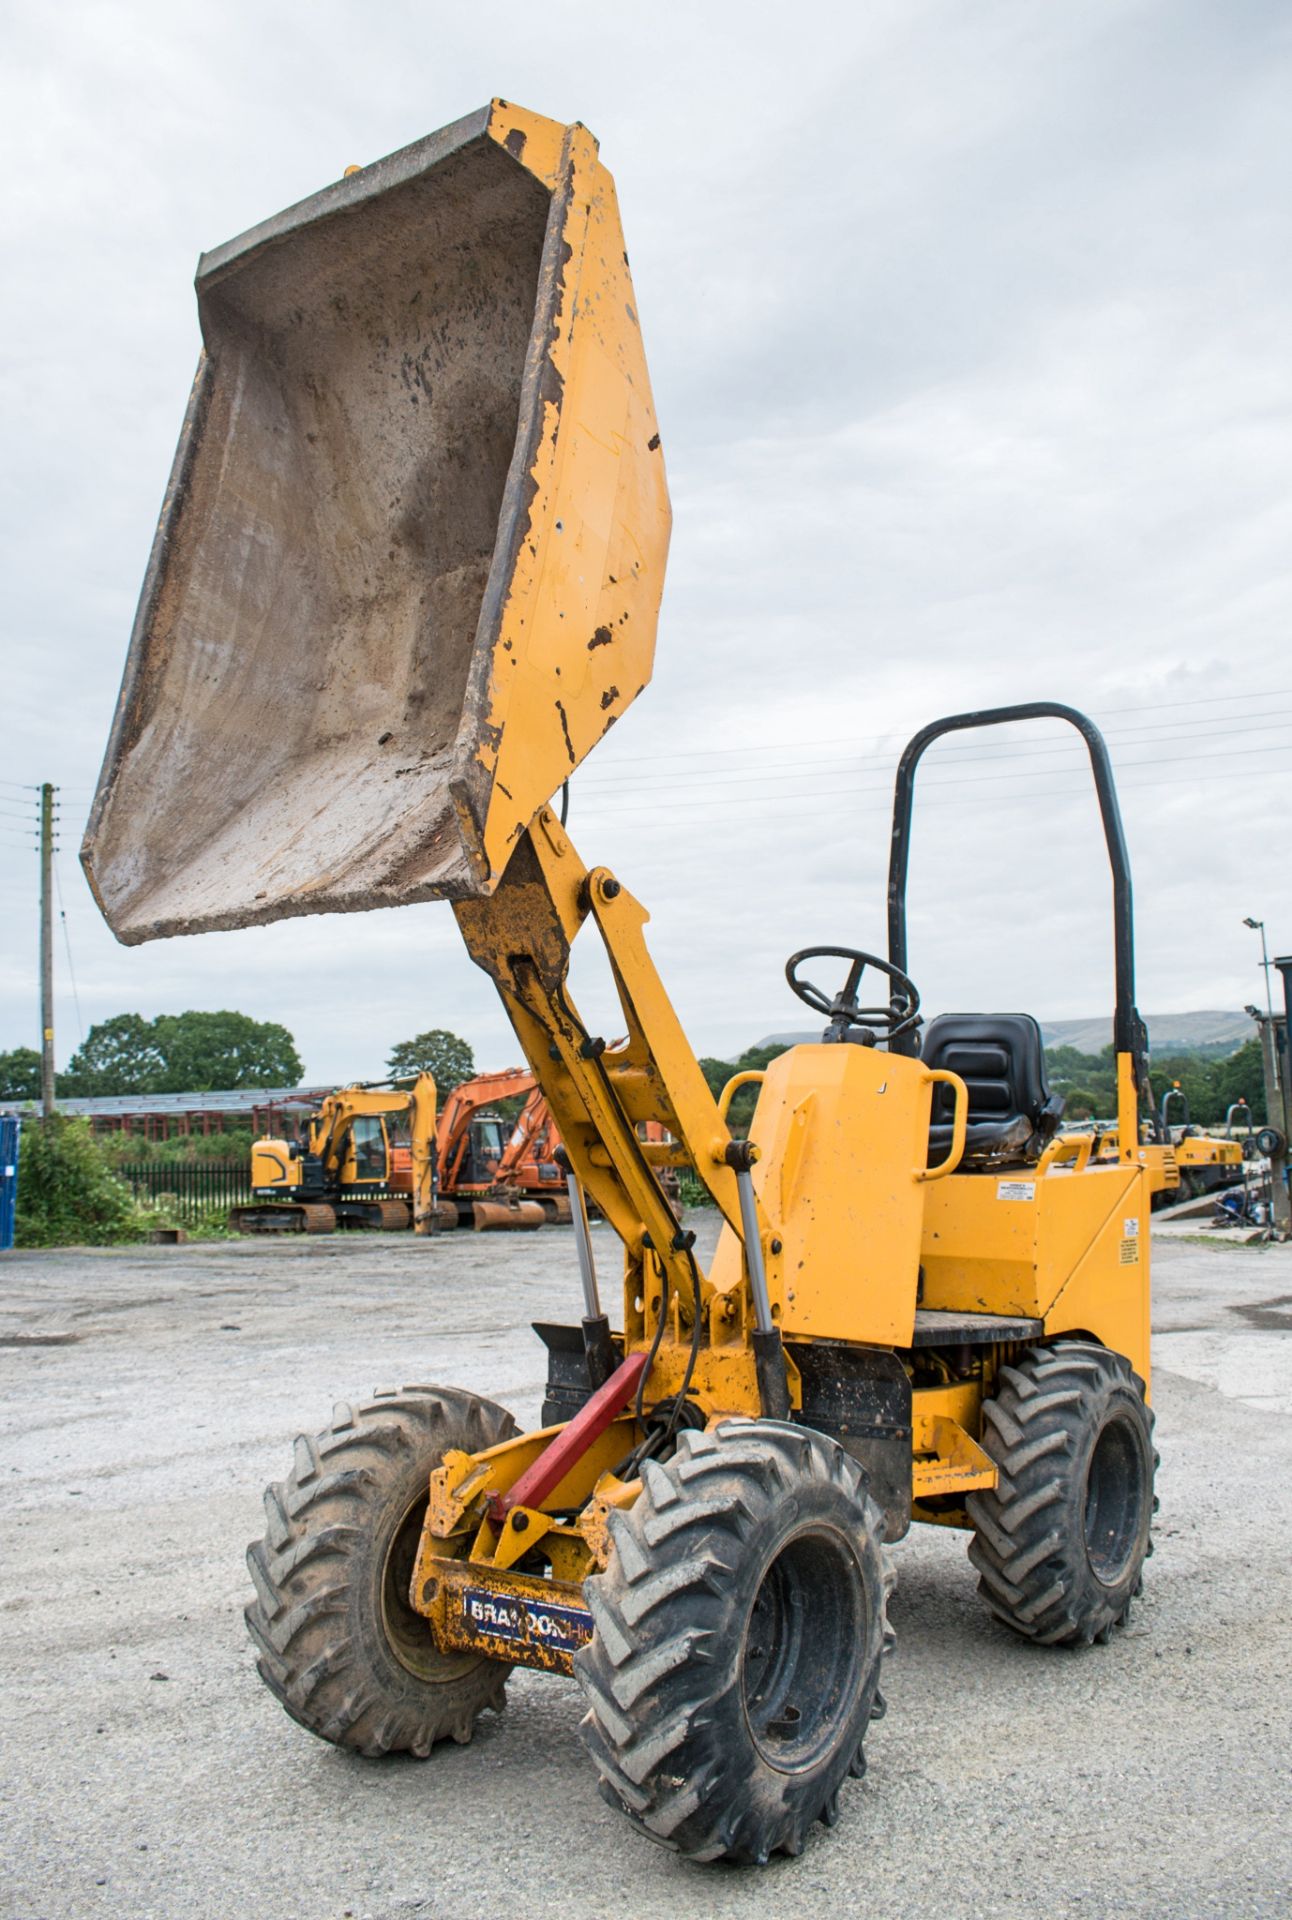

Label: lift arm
[454,807,773,1343]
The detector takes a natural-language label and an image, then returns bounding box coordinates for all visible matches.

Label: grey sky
[3,0,1290,1081]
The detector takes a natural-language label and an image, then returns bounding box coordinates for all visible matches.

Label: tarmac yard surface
[2,1221,1290,1920]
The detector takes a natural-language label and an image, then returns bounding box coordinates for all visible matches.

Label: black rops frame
[885,701,1151,1098]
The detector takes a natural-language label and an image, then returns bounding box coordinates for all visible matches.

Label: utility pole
[39,782,55,1118]
[1248,1003,1291,1235]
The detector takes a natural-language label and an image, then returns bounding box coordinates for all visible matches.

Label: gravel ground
[2,1217,1290,1920]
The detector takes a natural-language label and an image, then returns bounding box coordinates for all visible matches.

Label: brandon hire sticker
[462,1586,592,1656]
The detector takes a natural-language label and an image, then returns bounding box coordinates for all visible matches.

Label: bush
[97,1127,254,1169]
[15,1115,152,1248]
[677,1167,715,1209]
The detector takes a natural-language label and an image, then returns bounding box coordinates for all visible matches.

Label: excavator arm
[493,1088,556,1184]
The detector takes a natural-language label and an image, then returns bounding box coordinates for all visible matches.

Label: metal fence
[119,1160,250,1221]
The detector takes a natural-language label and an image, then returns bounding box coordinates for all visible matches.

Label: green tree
[385,1028,474,1094]
[1213,1038,1265,1126]
[63,1014,165,1095]
[697,1043,787,1133]
[152,1011,302,1091]
[1062,1087,1103,1121]
[1149,1043,1266,1129]
[0,1047,43,1102]
[62,1009,302,1096]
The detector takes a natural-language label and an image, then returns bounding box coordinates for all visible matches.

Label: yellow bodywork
[421,815,1152,1658]
[707,1042,966,1348]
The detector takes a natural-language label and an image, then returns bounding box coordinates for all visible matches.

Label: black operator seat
[922,1013,1065,1168]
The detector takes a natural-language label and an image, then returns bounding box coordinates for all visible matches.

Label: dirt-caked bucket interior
[83,102,670,943]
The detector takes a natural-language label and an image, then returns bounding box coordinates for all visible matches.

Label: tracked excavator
[434,1068,546,1229]
[231,1074,438,1233]
[490,1088,571,1222]
[82,102,1158,1865]
[492,1094,677,1224]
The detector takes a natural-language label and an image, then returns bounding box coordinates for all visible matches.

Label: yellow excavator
[82,102,1158,1866]
[233,1074,438,1233]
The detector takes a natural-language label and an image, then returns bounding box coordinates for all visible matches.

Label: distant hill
[1040,1011,1252,1056]
[752,1010,1254,1059]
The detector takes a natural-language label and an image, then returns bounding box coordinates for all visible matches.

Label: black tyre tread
[575,1421,893,1865]
[245,1385,516,1757]
[967,1340,1156,1648]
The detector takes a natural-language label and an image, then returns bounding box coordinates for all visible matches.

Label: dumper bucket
[82,101,670,943]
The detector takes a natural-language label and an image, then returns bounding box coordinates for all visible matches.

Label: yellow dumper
[84,102,1157,1865]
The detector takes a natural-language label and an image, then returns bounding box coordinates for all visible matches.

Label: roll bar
[886,701,1150,1083]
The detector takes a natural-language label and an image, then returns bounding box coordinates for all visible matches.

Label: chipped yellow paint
[911,1413,997,1497]
[467,107,671,889]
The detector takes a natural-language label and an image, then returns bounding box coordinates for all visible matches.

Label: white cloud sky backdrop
[2,0,1290,1081]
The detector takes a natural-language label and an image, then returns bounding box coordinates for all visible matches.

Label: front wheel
[967,1341,1156,1646]
[245,1385,517,1755]
[575,1421,892,1864]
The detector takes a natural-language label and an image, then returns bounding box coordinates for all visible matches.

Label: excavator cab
[449,1113,507,1191]
[345,1115,391,1183]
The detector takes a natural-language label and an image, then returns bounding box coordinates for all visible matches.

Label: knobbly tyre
[82,101,1157,1865]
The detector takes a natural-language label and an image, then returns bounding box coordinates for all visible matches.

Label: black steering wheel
[785,946,921,1045]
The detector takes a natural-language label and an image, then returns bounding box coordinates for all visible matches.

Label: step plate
[910,1308,1043,1349]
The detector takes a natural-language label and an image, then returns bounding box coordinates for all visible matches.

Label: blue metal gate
[0,1115,19,1251]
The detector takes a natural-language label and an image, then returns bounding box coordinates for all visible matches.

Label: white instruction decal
[1123,1217,1139,1237]
[997,1180,1036,1202]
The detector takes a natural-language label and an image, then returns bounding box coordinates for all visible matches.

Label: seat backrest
[921,1013,1060,1163]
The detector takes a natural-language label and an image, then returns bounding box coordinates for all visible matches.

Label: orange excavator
[491,1090,573,1223]
[488,1090,681,1226]
[433,1069,547,1230]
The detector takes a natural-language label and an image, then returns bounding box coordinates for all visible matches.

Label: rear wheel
[575,1421,892,1864]
[967,1341,1156,1646]
[246,1386,516,1755]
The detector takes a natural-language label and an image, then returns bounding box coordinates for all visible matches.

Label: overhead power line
[53,849,85,1047]
[572,685,1292,773]
[580,737,1292,813]
[583,757,1290,822]
[576,713,1292,796]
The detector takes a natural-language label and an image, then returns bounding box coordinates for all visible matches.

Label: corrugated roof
[5,1086,333,1118]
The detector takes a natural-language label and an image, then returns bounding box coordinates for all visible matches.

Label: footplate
[412,1556,592,1677]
